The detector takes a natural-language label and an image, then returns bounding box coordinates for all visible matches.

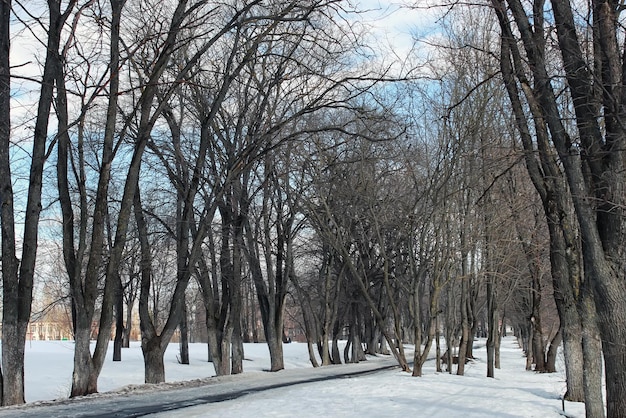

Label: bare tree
[0,0,82,405]
[0,0,12,401]
[305,128,412,372]
[492,0,606,413]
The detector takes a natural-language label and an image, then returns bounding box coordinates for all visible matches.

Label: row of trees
[2,0,625,416]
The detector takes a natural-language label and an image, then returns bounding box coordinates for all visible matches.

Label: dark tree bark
[530,275,546,373]
[123,273,138,348]
[0,0,11,403]
[486,275,497,377]
[113,280,125,362]
[331,317,342,365]
[179,302,190,365]
[1,0,72,405]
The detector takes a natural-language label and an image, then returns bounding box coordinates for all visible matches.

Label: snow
[12,336,585,417]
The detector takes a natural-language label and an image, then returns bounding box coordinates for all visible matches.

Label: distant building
[27,321,72,341]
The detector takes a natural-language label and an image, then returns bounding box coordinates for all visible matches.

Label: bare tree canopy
[1,0,624,416]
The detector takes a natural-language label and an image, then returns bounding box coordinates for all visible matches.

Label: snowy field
[16,336,585,417]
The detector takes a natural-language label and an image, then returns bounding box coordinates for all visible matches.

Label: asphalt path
[0,358,400,418]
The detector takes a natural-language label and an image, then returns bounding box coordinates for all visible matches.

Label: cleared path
[0,358,399,418]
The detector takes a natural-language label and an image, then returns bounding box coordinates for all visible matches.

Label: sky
[7,336,588,417]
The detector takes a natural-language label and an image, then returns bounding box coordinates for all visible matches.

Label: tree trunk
[206,326,224,374]
[231,314,244,374]
[322,260,342,365]
[291,275,320,367]
[582,330,604,417]
[143,338,165,384]
[344,323,353,364]
[445,289,455,374]
[457,275,470,376]
[113,280,124,362]
[241,199,286,372]
[580,275,605,418]
[321,258,334,365]
[531,276,546,372]
[0,0,9,400]
[486,275,497,378]
[60,0,126,398]
[136,183,196,384]
[331,320,342,365]
[436,318,442,373]
[123,298,133,348]
[266,325,285,371]
[1,323,26,405]
[179,302,189,365]
[525,324,534,371]
[71,324,96,397]
[545,329,562,373]
[218,332,232,376]
[559,323,584,401]
[353,331,366,362]
[306,339,320,367]
[302,307,320,367]
[495,312,504,369]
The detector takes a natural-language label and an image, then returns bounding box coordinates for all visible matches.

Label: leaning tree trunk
[545,329,562,373]
[301,305,320,367]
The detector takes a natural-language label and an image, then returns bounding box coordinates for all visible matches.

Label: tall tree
[0,0,12,402]
[0,0,79,405]
[55,0,126,396]
[492,0,618,414]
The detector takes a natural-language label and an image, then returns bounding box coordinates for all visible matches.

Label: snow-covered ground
[15,336,585,417]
